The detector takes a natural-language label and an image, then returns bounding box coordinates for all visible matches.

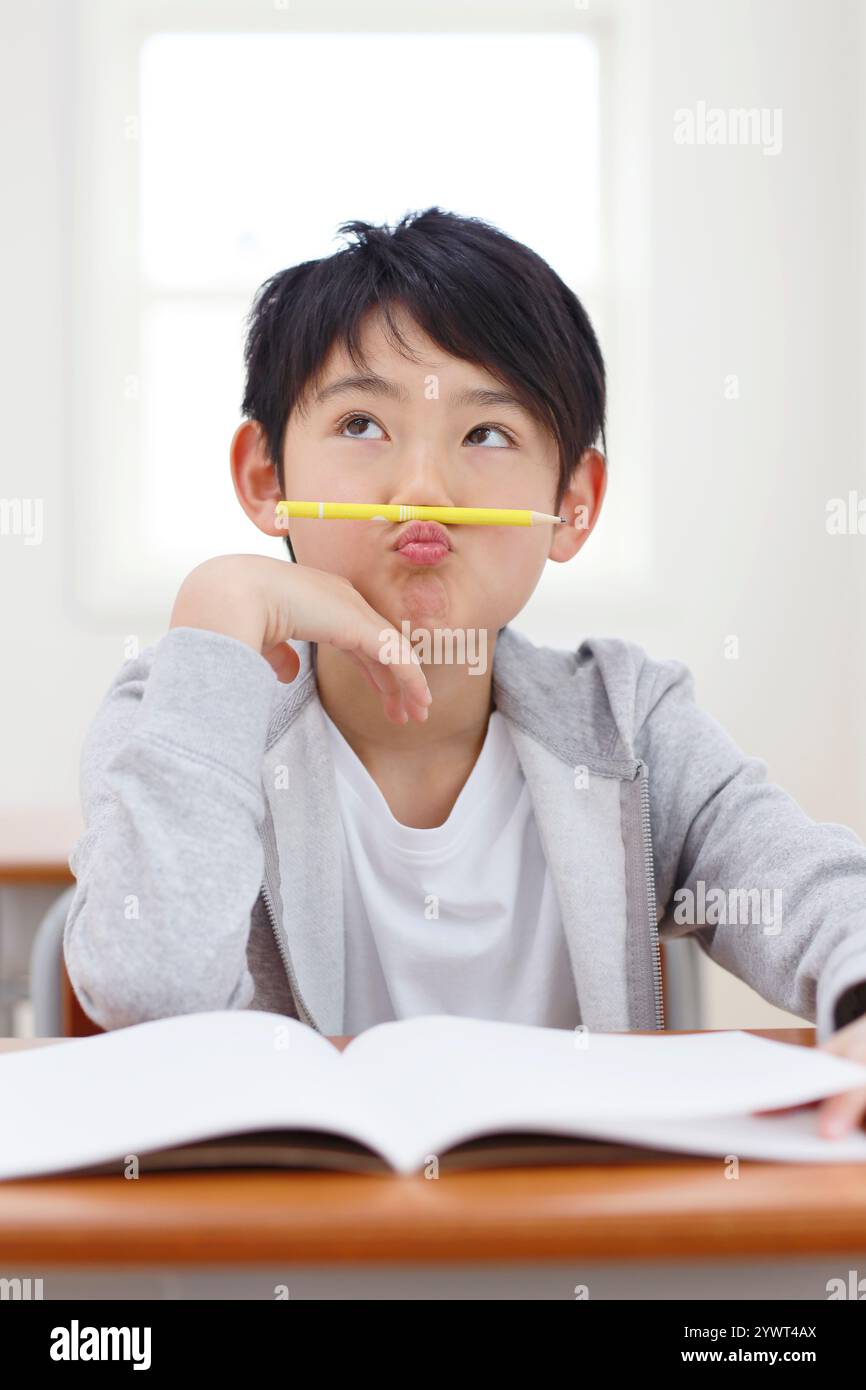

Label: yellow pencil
[274,501,566,526]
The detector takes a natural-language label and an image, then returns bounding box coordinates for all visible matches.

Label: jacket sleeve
[632,655,866,1044]
[64,626,279,1030]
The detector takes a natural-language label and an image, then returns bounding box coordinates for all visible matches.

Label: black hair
[240,206,606,562]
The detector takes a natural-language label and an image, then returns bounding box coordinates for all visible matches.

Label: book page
[0,1009,390,1180]
[555,1106,866,1163]
[339,1015,866,1172]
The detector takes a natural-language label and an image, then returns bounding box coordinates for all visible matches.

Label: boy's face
[237,305,604,638]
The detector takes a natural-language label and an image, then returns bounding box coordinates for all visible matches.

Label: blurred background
[1,0,863,1036]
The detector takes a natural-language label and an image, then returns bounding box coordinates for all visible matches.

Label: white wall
[1,0,864,1030]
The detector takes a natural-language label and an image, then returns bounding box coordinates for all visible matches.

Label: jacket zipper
[637,759,665,1030]
[260,876,322,1033]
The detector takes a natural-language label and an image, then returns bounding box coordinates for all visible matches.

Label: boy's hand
[170,554,432,726]
[750,1014,866,1138]
[812,1015,866,1137]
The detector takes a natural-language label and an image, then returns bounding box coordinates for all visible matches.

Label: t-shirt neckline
[321,705,515,857]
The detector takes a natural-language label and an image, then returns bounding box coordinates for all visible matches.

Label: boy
[65,206,866,1137]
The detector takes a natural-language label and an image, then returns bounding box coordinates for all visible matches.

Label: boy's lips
[392,520,454,565]
[393,520,453,550]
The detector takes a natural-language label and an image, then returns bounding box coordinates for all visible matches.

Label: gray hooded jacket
[64,624,866,1044]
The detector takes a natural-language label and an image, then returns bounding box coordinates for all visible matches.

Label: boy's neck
[315,631,497,783]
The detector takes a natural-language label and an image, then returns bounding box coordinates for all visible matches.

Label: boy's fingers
[362,621,431,704]
[343,649,383,695]
[328,607,431,720]
[751,1100,818,1118]
[816,1087,866,1139]
[344,643,427,724]
[343,651,409,723]
[752,1090,866,1140]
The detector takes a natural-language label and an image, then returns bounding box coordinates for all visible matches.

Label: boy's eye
[464,424,515,448]
[337,414,516,448]
[340,414,385,441]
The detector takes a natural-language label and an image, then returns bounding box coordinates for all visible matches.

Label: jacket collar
[265,624,639,777]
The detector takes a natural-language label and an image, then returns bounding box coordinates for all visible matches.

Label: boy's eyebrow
[314,373,531,416]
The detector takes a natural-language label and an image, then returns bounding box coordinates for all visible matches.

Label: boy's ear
[548,447,607,563]
[230,420,286,538]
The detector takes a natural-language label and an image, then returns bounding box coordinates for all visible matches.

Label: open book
[3,1009,866,1180]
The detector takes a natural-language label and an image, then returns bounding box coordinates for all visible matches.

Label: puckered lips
[393,521,454,565]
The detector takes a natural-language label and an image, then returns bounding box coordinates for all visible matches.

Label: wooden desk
[0,1026,863,1300]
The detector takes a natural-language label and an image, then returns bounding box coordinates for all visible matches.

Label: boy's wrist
[170,560,266,653]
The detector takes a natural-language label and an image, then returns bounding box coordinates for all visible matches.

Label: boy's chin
[391,569,453,618]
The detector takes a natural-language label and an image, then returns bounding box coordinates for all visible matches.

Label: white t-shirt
[321,707,580,1034]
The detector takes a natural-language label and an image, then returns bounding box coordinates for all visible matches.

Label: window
[70,1,647,625]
